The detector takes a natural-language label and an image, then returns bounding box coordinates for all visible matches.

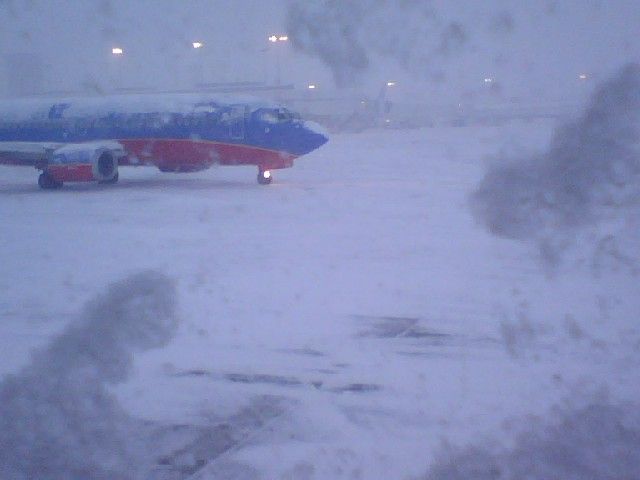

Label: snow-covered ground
[1,121,639,479]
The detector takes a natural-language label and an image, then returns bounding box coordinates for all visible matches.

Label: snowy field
[1,121,639,479]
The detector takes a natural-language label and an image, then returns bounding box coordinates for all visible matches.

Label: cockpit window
[277,109,291,121]
[258,109,279,124]
[278,108,301,121]
[257,108,300,124]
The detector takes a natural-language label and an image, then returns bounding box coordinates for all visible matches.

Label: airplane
[0,93,328,189]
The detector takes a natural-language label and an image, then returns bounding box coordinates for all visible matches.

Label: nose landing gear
[257,169,272,185]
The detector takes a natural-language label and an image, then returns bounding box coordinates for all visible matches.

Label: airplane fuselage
[0,93,328,186]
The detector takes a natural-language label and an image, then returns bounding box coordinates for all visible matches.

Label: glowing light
[579,73,588,80]
[385,119,391,123]
[263,170,271,179]
[308,84,316,89]
[269,35,289,43]
[112,47,123,55]
[386,81,396,87]
[484,77,493,83]
[192,42,203,49]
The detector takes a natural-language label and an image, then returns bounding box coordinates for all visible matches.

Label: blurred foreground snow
[429,62,640,480]
[0,271,178,478]
[425,395,640,480]
[473,63,640,271]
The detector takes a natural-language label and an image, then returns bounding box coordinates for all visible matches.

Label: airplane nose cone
[303,120,329,154]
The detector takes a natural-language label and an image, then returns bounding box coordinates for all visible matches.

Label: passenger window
[194,102,220,114]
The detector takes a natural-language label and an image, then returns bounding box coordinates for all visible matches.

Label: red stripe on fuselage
[119,138,296,172]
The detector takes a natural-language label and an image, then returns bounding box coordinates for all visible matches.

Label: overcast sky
[1,0,639,103]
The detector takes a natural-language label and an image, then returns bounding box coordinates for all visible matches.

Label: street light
[268,34,288,43]
[386,81,396,87]
[267,34,289,85]
[110,47,125,91]
[579,73,588,80]
[191,42,205,85]
[308,84,316,89]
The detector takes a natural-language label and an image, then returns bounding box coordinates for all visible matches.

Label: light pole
[110,47,125,90]
[268,34,288,85]
[192,41,205,87]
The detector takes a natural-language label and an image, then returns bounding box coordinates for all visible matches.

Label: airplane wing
[0,142,64,167]
[1,141,126,187]
[0,141,125,167]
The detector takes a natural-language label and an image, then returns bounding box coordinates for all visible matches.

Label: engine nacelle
[47,142,124,183]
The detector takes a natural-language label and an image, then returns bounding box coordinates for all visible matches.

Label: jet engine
[46,142,125,184]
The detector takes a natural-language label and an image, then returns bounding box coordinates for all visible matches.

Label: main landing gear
[257,169,272,185]
[38,172,63,190]
[99,171,119,185]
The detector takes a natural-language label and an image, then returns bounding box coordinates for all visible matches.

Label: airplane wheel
[38,172,63,190]
[99,171,119,184]
[257,170,272,185]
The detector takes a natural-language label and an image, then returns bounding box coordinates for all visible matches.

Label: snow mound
[0,271,178,479]
[424,397,640,480]
[472,63,640,268]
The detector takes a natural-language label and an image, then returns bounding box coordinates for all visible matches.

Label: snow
[472,64,640,264]
[0,93,280,123]
[1,118,639,478]
[0,271,178,479]
[0,141,63,153]
[285,1,640,102]
[53,140,125,154]
[424,395,640,480]
[302,120,330,138]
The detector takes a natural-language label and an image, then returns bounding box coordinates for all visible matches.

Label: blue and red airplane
[0,93,328,188]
